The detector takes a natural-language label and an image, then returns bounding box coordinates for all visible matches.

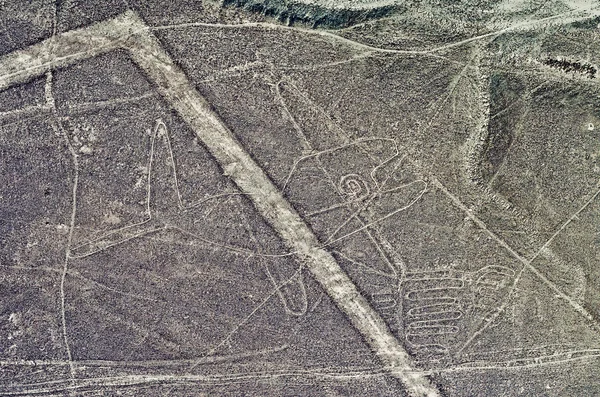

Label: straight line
[0,11,441,397]
[125,16,440,397]
[0,345,288,368]
[0,12,139,92]
[431,177,595,322]
[528,186,600,265]
[149,5,600,56]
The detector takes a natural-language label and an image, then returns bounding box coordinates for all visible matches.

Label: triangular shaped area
[54,54,275,256]
[456,267,600,368]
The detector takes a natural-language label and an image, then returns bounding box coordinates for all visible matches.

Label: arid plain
[1,0,600,395]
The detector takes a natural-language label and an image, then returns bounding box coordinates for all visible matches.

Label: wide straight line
[0,12,141,91]
[0,11,440,397]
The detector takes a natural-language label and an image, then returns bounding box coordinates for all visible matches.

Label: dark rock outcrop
[222,0,402,29]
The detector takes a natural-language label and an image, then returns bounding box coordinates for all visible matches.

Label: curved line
[323,181,428,246]
[333,250,397,279]
[407,314,464,328]
[69,225,166,259]
[281,137,397,192]
[407,303,460,316]
[408,310,464,321]
[406,325,460,335]
[264,263,309,317]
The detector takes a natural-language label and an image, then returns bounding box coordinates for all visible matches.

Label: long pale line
[431,177,596,323]
[0,12,138,91]
[149,5,600,56]
[45,68,78,382]
[528,185,600,264]
[0,11,440,397]
[5,348,600,396]
[0,345,288,368]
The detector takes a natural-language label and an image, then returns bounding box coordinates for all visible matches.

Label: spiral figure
[338,174,370,200]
